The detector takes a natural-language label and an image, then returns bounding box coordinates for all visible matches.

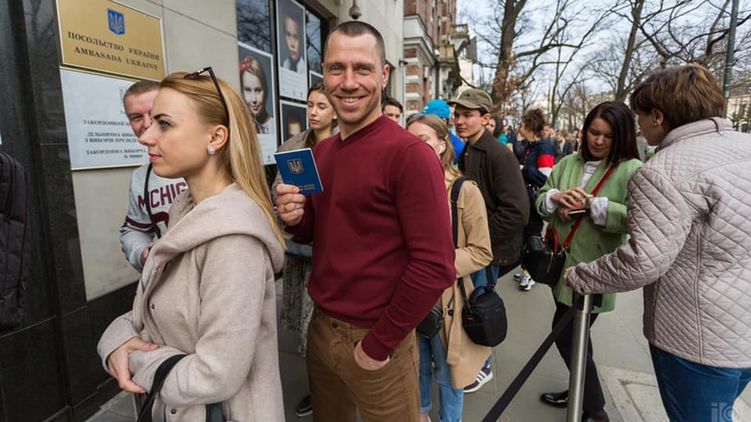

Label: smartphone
[568,208,587,215]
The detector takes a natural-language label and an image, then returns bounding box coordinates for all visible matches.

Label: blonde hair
[161,72,285,246]
[406,114,461,179]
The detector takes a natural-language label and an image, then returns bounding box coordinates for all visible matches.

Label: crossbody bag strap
[560,162,620,250]
[143,163,161,239]
[450,176,467,249]
[137,354,187,422]
[450,177,472,309]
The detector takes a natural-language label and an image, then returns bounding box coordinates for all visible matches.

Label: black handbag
[458,267,508,347]
[450,177,508,347]
[521,163,620,288]
[137,354,226,422]
[522,228,567,287]
[416,306,443,338]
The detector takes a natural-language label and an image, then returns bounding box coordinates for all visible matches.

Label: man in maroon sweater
[276,21,455,421]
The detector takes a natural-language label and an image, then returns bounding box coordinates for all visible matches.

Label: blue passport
[274,148,324,195]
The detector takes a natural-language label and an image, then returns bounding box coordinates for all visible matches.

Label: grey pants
[278,254,314,356]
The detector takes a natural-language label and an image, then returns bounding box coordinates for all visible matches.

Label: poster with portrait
[276,0,307,100]
[280,100,308,143]
[309,71,323,88]
[238,42,277,165]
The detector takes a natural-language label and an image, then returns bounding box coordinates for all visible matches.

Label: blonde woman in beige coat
[98,69,286,421]
[407,114,493,422]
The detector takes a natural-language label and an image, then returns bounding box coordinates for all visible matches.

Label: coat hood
[143,183,285,278]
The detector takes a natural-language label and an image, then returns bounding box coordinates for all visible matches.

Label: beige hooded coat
[98,184,285,421]
[441,178,494,388]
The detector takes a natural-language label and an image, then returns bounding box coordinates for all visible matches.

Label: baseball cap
[448,89,493,114]
[423,99,451,119]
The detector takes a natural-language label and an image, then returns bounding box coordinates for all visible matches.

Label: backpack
[0,152,30,332]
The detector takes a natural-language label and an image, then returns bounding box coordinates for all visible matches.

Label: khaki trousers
[306,308,419,422]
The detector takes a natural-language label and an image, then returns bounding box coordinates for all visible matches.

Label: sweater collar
[334,115,391,144]
[658,118,731,152]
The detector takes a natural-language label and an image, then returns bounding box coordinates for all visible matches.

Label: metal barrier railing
[482,293,594,422]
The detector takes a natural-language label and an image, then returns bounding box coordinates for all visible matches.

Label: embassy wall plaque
[56,0,165,80]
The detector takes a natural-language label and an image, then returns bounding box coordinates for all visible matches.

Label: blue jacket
[450,131,464,164]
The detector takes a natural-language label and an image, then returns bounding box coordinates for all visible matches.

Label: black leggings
[520,200,544,272]
[552,300,606,413]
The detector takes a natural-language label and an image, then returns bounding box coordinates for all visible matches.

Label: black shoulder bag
[521,163,619,287]
[137,354,225,422]
[452,178,508,347]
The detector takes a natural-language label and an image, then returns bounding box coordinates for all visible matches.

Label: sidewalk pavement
[87,269,751,421]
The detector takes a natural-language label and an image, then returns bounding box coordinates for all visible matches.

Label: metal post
[723,0,740,115]
[567,294,593,422]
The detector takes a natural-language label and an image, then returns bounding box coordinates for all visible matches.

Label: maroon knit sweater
[287,116,455,360]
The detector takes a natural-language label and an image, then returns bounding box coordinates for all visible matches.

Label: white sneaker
[463,365,493,393]
[513,272,524,282]
[519,274,536,291]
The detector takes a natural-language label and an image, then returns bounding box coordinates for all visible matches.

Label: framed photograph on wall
[280,100,308,143]
[309,71,323,88]
[238,42,277,164]
[236,0,273,53]
[276,0,307,100]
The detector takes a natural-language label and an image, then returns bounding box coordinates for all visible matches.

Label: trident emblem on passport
[288,158,304,175]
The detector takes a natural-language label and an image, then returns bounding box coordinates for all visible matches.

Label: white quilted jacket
[568,118,751,368]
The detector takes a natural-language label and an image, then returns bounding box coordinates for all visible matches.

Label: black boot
[540,390,568,408]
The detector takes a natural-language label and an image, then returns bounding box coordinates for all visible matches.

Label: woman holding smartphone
[534,101,642,422]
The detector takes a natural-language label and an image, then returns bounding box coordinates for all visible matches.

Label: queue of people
[95,18,751,422]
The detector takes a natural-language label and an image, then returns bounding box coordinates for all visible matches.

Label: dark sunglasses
[184,66,230,126]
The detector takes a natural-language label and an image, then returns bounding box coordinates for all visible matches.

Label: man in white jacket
[119,80,186,271]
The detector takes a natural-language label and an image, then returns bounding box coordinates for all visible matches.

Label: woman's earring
[207,144,216,156]
[653,121,659,127]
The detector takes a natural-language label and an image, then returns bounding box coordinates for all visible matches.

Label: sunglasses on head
[184,67,230,126]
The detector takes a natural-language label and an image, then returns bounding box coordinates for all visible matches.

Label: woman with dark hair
[536,101,642,421]
[272,82,337,418]
[515,108,556,291]
[240,55,275,134]
[565,65,751,421]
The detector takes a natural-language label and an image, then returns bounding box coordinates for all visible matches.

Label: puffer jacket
[567,118,751,368]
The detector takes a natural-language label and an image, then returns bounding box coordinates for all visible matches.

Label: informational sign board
[56,0,165,81]
[59,68,146,170]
